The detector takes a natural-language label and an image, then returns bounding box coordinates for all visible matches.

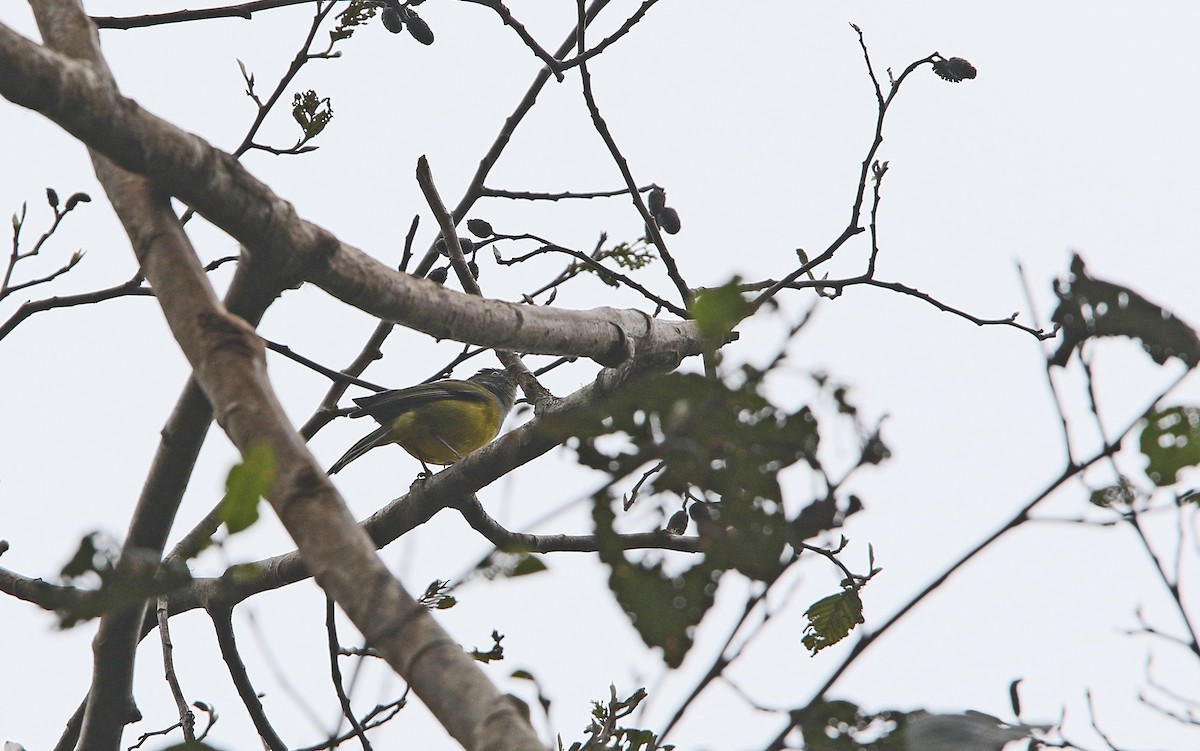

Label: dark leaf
[1051,254,1200,368]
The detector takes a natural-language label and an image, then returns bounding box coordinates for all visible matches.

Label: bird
[328,368,517,476]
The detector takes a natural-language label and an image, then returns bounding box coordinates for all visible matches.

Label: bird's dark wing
[349,379,492,423]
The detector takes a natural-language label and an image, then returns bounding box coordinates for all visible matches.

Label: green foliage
[563,687,674,751]
[292,89,333,143]
[56,534,192,628]
[543,369,879,664]
[1051,254,1200,368]
[470,630,505,663]
[220,443,276,534]
[796,700,906,751]
[1140,406,1200,487]
[802,588,865,654]
[332,0,376,42]
[689,277,750,341]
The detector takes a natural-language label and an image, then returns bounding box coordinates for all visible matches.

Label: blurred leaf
[57,547,191,628]
[1051,254,1200,368]
[594,495,716,667]
[1140,406,1200,486]
[60,533,108,580]
[220,443,276,534]
[802,588,864,654]
[1089,477,1137,507]
[476,551,549,580]
[797,700,907,751]
[689,277,749,341]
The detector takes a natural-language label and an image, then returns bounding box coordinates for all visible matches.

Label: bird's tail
[328,424,392,475]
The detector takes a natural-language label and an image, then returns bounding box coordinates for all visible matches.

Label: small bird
[328,368,517,475]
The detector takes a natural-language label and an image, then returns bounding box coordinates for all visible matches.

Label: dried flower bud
[46,188,59,208]
[932,57,977,83]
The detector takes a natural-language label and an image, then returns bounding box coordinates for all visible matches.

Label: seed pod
[405,10,434,45]
[656,206,681,235]
[46,188,59,208]
[65,193,92,211]
[458,237,475,254]
[932,57,977,83]
[647,187,666,214]
[467,218,494,238]
[666,510,688,535]
[468,260,480,279]
[380,6,404,33]
[427,266,449,285]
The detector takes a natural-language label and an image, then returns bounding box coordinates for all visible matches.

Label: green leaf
[220,443,276,533]
[291,89,334,141]
[802,588,864,654]
[1140,406,1200,486]
[1051,254,1200,368]
[689,277,749,341]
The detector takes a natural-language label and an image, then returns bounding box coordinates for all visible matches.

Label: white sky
[2,2,1200,749]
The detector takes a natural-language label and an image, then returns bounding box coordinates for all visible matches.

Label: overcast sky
[3,2,1200,749]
